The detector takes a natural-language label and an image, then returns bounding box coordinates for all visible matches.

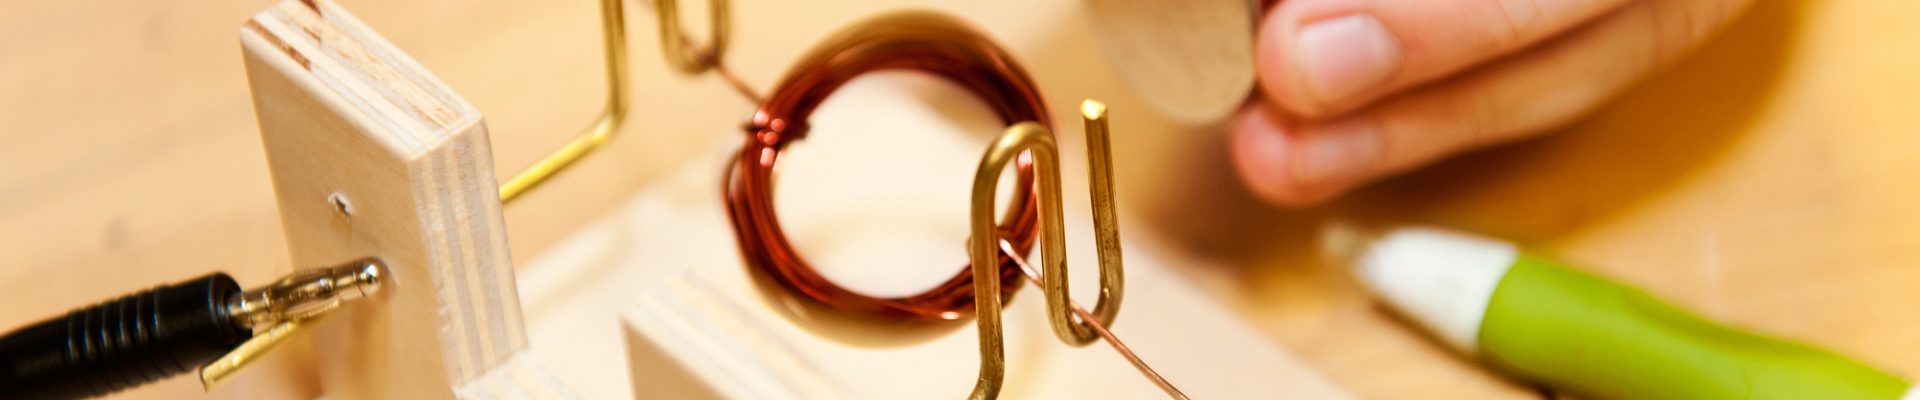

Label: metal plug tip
[344,258,384,299]
[229,258,389,328]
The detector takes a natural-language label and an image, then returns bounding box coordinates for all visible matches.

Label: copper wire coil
[723,11,1051,323]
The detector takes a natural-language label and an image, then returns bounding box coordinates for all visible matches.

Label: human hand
[1232,0,1754,205]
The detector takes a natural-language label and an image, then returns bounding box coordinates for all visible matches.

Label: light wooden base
[617,225,1350,398]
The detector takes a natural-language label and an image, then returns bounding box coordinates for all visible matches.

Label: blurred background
[1,0,1917,398]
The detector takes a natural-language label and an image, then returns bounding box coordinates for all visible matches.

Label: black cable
[0,273,250,399]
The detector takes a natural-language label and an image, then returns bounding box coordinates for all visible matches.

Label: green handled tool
[1351,226,1912,399]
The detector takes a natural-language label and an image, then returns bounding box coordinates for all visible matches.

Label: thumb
[1256,0,1634,118]
[1233,0,1754,206]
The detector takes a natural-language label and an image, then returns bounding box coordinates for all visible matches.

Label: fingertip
[1255,6,1401,120]
[1253,9,1324,118]
[1230,106,1337,207]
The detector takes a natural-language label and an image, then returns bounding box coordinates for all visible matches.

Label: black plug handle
[0,273,251,399]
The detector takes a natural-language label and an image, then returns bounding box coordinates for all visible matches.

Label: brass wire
[657,0,730,74]
[498,0,633,203]
[199,320,306,389]
[964,102,1166,398]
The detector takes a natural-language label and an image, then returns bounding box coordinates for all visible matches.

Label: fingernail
[1295,14,1400,104]
[1291,118,1382,187]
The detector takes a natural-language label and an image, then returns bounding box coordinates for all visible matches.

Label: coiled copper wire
[723,12,1051,323]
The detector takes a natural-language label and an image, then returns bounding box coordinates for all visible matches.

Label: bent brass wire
[965,102,1142,398]
[656,0,729,74]
[653,0,760,102]
[971,104,1118,348]
[498,0,632,203]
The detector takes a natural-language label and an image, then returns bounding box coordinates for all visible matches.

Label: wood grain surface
[1,0,1915,398]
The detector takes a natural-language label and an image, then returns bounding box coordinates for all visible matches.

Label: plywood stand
[240,1,569,398]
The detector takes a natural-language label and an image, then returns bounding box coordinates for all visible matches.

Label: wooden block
[240,1,567,398]
[1086,0,1259,124]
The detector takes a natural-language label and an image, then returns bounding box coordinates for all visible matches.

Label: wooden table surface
[2,0,1915,398]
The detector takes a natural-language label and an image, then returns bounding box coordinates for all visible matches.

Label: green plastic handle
[1479,254,1908,399]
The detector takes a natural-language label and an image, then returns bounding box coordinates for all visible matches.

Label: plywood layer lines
[240,0,567,398]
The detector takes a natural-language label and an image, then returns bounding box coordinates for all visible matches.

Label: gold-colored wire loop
[965,100,1128,399]
[656,0,730,74]
[498,0,633,203]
